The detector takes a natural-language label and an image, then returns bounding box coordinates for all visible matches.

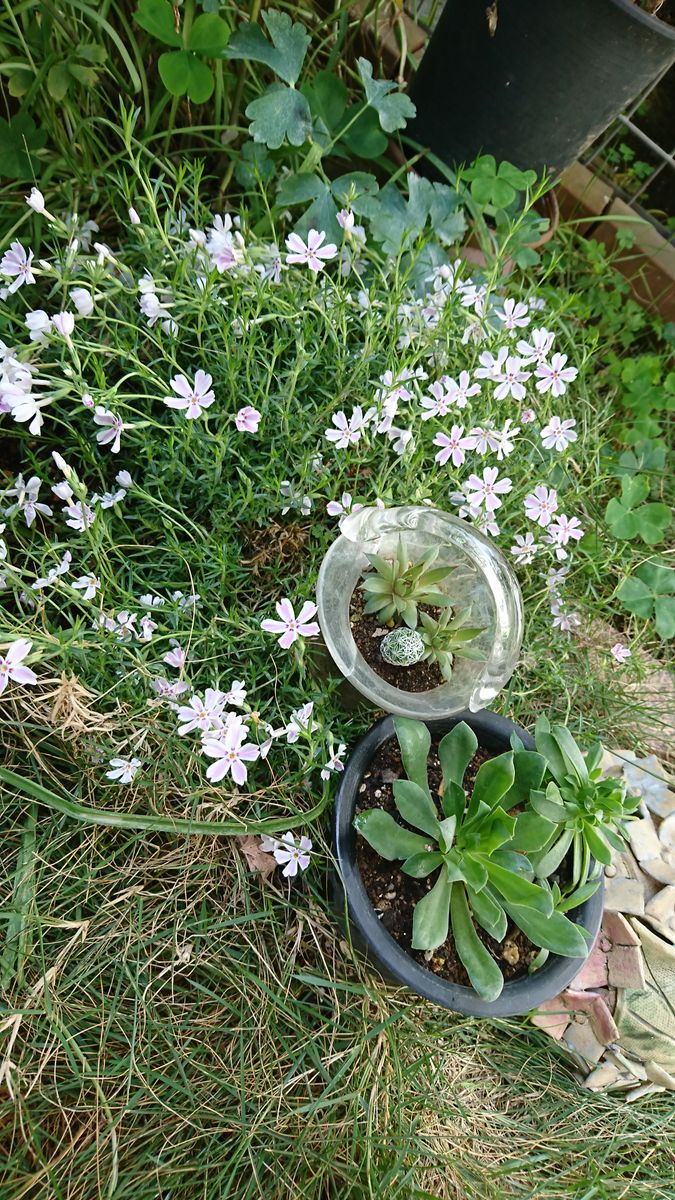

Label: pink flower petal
[276,598,295,623]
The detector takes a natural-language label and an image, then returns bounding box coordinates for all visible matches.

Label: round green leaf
[135,0,181,46]
[187,13,231,54]
[159,51,214,102]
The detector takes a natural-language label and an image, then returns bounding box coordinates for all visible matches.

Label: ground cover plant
[1,5,674,1198]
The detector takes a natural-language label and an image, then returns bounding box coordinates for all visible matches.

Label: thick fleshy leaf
[557,875,601,913]
[460,853,488,892]
[582,823,613,866]
[393,779,440,839]
[550,726,588,785]
[401,851,444,878]
[502,901,590,958]
[468,885,507,942]
[393,718,431,797]
[353,809,428,861]
[464,807,514,855]
[491,850,535,880]
[482,860,553,914]
[437,815,456,852]
[530,786,568,823]
[441,780,466,823]
[438,721,477,794]
[502,750,546,810]
[534,716,567,783]
[510,810,556,852]
[412,871,452,950]
[451,884,504,1001]
[533,828,574,879]
[466,752,514,821]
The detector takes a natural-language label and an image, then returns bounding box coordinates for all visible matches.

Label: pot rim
[611,0,675,39]
[334,711,604,1017]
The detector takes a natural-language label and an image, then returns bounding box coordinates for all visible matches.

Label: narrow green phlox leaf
[412,871,452,950]
[392,779,440,839]
[226,9,310,85]
[357,58,416,133]
[159,51,214,102]
[353,809,428,861]
[246,84,312,148]
[468,886,508,942]
[135,0,181,46]
[481,860,553,915]
[501,901,590,958]
[188,13,231,54]
[393,717,431,798]
[450,884,504,1001]
[401,851,443,878]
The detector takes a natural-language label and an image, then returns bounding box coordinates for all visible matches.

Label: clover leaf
[159,51,215,103]
[135,1,229,102]
[604,474,671,546]
[135,0,181,45]
[357,58,416,133]
[226,10,310,86]
[0,111,47,180]
[618,560,675,640]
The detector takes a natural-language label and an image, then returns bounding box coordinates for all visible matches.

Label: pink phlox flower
[421,380,454,420]
[494,418,520,460]
[93,406,126,454]
[202,725,259,786]
[261,598,320,649]
[139,614,157,641]
[325,405,374,449]
[551,603,581,634]
[540,415,578,452]
[223,679,247,708]
[516,328,555,364]
[140,593,165,608]
[433,425,474,468]
[206,213,245,272]
[0,638,37,693]
[105,757,141,784]
[34,550,71,590]
[510,533,539,564]
[321,743,347,780]
[51,312,75,339]
[113,611,138,641]
[473,510,500,537]
[474,347,509,381]
[96,488,126,509]
[3,473,52,527]
[337,209,355,233]
[285,229,338,274]
[464,467,512,513]
[285,701,314,743]
[524,485,558,527]
[535,353,578,396]
[25,309,51,343]
[70,287,94,316]
[544,514,584,560]
[463,426,500,455]
[72,574,100,601]
[63,500,95,531]
[445,371,481,409]
[493,355,530,402]
[151,676,190,699]
[0,242,35,292]
[386,426,413,455]
[235,405,261,433]
[164,370,215,420]
[610,642,631,665]
[520,408,536,424]
[495,297,530,332]
[176,688,227,736]
[272,832,312,878]
[326,493,363,529]
[164,643,187,669]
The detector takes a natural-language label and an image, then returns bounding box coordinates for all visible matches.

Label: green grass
[0,152,673,1199]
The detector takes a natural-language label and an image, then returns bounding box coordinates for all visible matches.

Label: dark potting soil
[355,737,540,988]
[349,585,444,693]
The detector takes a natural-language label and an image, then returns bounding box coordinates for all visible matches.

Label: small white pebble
[374,789,382,798]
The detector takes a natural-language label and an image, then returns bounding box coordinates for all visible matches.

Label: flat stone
[563,1020,607,1064]
[626,1082,666,1102]
[659,813,675,851]
[644,918,675,944]
[572,934,609,990]
[644,1060,675,1089]
[603,910,640,946]
[641,854,675,885]
[628,816,662,863]
[582,1060,624,1091]
[530,997,569,1039]
[607,944,646,990]
[562,991,619,1043]
[623,755,675,818]
[603,875,645,915]
[645,885,675,926]
[606,1049,648,1080]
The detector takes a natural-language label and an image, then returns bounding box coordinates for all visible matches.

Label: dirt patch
[349,585,444,693]
[355,736,539,987]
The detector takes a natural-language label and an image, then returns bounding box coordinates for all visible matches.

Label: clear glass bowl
[316,505,524,719]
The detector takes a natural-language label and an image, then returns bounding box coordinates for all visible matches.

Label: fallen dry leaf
[237,836,277,881]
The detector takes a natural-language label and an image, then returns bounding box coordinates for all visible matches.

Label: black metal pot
[407,0,675,178]
[333,711,604,1017]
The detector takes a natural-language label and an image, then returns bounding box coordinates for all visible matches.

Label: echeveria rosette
[354,717,591,1002]
[360,536,457,630]
[529,716,640,891]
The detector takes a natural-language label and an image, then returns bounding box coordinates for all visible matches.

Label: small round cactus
[380,627,425,668]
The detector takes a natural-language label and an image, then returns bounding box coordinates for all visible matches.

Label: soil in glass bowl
[355,737,540,987]
[348,585,444,693]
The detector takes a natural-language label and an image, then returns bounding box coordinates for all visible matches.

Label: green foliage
[0,110,46,179]
[226,9,310,85]
[532,717,639,888]
[610,353,675,444]
[604,474,672,546]
[462,155,537,211]
[134,0,230,102]
[354,718,589,1001]
[617,559,675,641]
[47,42,107,102]
[356,58,416,133]
[418,608,484,682]
[360,537,455,630]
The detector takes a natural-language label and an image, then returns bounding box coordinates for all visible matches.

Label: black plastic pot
[407,0,675,178]
[333,711,604,1018]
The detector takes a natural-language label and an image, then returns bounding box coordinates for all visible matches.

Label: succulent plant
[380,627,425,667]
[418,608,485,681]
[355,717,599,1001]
[359,536,456,630]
